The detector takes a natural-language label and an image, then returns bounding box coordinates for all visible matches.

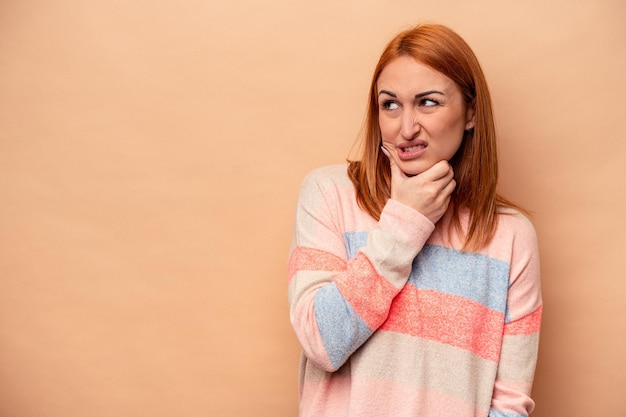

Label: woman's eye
[382,100,399,110]
[421,98,439,107]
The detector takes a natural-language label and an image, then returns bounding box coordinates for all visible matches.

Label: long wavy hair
[347,23,519,251]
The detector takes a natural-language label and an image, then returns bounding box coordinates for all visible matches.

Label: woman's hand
[382,147,455,224]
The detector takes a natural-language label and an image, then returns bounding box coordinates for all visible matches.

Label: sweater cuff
[378,199,435,248]
[358,199,435,288]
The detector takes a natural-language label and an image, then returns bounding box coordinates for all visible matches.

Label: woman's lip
[397,142,427,160]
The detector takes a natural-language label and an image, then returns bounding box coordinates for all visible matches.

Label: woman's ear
[465,106,476,130]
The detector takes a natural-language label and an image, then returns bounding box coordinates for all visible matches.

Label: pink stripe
[334,253,399,329]
[382,288,504,362]
[301,376,485,417]
[504,305,542,335]
[287,246,345,282]
[491,379,535,415]
[300,375,352,417]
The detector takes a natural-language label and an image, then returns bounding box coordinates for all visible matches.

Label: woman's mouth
[397,143,427,160]
[402,145,426,152]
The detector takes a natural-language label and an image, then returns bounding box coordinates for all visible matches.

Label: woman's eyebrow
[415,90,444,98]
[378,89,396,97]
[378,89,445,98]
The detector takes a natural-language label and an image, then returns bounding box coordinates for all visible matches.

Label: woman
[287,23,542,417]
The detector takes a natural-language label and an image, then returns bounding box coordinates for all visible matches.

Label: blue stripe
[315,282,372,369]
[343,231,368,260]
[410,245,510,316]
[488,410,527,417]
[343,231,511,318]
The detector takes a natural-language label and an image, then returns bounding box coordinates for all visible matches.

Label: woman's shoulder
[495,206,538,242]
[300,163,352,189]
[497,206,534,225]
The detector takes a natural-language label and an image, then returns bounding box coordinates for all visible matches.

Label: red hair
[347,23,520,250]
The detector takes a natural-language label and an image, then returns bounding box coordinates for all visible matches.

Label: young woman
[287,23,542,417]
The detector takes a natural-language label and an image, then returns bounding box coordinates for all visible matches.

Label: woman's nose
[400,109,420,139]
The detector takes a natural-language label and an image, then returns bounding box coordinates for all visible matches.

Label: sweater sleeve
[287,168,435,372]
[489,215,543,417]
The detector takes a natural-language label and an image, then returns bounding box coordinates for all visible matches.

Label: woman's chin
[398,161,430,177]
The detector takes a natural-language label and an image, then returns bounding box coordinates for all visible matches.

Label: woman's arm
[287,168,434,372]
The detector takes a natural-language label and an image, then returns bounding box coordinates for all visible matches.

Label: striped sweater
[287,164,542,417]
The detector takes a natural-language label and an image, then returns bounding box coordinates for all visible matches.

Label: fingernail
[380,146,391,158]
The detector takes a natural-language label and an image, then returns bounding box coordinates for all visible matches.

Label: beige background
[1,1,625,416]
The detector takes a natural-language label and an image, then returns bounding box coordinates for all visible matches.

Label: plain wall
[1,1,625,416]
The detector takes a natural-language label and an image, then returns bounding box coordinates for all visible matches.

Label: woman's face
[377,56,475,176]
